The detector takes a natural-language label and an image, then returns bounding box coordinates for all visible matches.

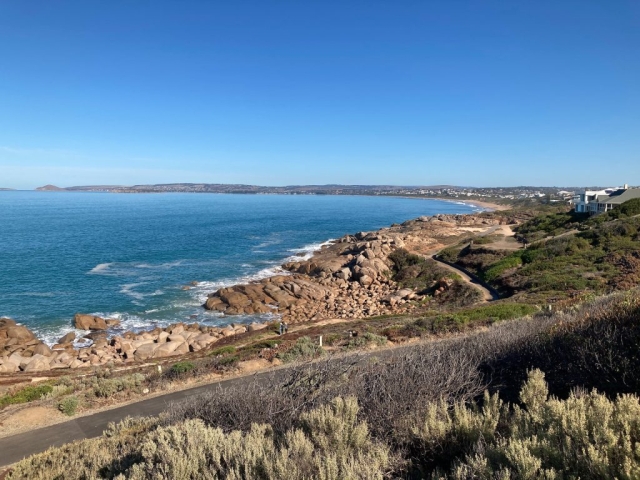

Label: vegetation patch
[346,332,387,349]
[207,345,236,356]
[93,373,146,398]
[445,207,640,302]
[277,336,324,363]
[385,303,538,339]
[58,396,79,416]
[0,384,53,409]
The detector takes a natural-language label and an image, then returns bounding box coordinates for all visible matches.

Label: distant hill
[35,185,66,191]
[0,188,16,191]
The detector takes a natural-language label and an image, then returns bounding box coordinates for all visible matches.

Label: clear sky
[0,1,638,189]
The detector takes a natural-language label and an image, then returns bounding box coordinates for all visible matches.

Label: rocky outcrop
[203,234,401,322]
[202,212,506,324]
[74,314,108,330]
[73,314,121,331]
[0,316,268,373]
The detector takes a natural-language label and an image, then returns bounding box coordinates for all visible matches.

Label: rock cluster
[74,314,121,330]
[203,213,506,324]
[0,316,268,374]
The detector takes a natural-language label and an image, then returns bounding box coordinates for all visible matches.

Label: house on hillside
[573,187,621,213]
[573,184,640,215]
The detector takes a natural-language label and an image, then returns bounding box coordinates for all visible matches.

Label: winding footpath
[431,254,501,302]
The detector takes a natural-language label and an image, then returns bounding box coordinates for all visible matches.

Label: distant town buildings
[573,184,640,215]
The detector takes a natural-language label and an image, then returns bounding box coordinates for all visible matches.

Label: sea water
[0,192,478,344]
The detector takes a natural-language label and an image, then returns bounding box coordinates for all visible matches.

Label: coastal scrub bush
[0,383,53,408]
[170,361,195,375]
[389,248,459,292]
[6,416,159,480]
[207,345,236,356]
[515,210,586,239]
[322,333,342,346]
[470,235,495,245]
[93,373,146,398]
[482,253,523,282]
[405,370,640,478]
[58,395,79,416]
[346,332,387,349]
[212,355,239,369]
[8,398,390,480]
[42,384,75,401]
[278,336,325,363]
[437,246,461,263]
[483,289,640,400]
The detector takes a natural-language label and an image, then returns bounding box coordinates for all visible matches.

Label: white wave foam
[135,261,183,269]
[285,239,335,261]
[119,282,147,300]
[89,263,113,274]
[88,260,186,276]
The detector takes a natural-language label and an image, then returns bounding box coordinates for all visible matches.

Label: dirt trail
[431,255,500,302]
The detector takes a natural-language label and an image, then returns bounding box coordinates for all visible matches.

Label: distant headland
[35,184,67,191]
[31,183,578,207]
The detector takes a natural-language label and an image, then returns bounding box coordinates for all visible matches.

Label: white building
[573,184,640,215]
[573,186,625,213]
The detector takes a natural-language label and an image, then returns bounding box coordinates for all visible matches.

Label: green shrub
[471,235,494,245]
[170,361,195,375]
[322,333,343,346]
[207,345,236,356]
[58,396,79,416]
[346,332,387,349]
[217,355,239,367]
[278,336,324,363]
[0,384,53,408]
[9,398,390,480]
[423,370,640,479]
[482,253,523,281]
[42,384,74,401]
[93,373,146,398]
[438,246,460,263]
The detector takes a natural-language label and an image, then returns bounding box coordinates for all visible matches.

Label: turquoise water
[0,192,478,343]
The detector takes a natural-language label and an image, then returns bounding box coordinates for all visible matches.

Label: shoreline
[5,195,492,344]
[15,188,513,213]
[382,194,509,212]
[1,207,510,375]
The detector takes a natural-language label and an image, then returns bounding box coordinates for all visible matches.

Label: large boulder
[0,318,17,329]
[155,340,185,357]
[6,326,36,342]
[33,343,52,357]
[134,343,159,362]
[22,354,50,372]
[58,332,76,344]
[0,360,18,373]
[219,290,251,308]
[204,297,224,310]
[74,314,108,331]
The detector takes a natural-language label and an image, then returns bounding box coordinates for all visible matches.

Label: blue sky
[0,1,638,189]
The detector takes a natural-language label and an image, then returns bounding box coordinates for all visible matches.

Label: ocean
[0,192,479,344]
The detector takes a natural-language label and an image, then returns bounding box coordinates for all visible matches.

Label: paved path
[0,348,396,468]
[432,255,500,301]
[0,368,285,468]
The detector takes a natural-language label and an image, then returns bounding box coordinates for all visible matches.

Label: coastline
[381,194,509,212]
[0,209,513,375]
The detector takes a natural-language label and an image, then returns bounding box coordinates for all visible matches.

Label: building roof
[597,188,640,205]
